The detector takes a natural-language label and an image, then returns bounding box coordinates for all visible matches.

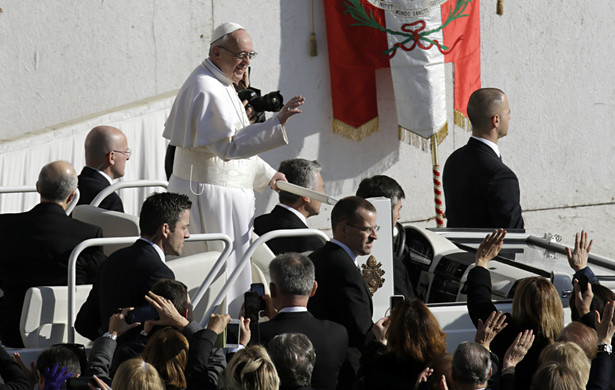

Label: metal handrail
[0,186,79,215]
[67,233,231,343]
[201,228,330,326]
[0,185,37,194]
[90,180,169,207]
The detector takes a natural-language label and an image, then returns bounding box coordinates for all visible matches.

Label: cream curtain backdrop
[0,95,175,216]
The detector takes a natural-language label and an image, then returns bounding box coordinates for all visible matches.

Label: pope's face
[213,30,253,84]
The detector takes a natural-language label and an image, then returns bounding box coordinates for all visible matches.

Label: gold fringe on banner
[454,109,472,132]
[332,117,379,141]
[398,122,448,151]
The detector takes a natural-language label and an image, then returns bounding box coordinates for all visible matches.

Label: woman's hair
[112,358,165,390]
[556,321,598,360]
[570,283,615,321]
[530,362,585,390]
[512,277,564,342]
[141,327,189,389]
[538,341,591,385]
[386,298,447,365]
[220,345,280,390]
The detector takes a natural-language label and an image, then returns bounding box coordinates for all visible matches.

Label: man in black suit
[75,192,192,341]
[307,196,376,373]
[77,125,131,212]
[0,161,105,347]
[254,158,326,254]
[443,88,524,229]
[356,175,415,298]
[251,253,349,390]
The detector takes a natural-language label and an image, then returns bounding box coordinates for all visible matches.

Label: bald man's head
[84,126,130,179]
[37,161,78,204]
[467,88,506,131]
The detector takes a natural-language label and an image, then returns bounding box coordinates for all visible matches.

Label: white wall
[2,1,615,257]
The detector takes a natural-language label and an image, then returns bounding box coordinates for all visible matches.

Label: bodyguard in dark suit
[356,175,415,298]
[254,158,326,254]
[308,197,377,377]
[75,192,192,340]
[77,126,131,212]
[443,88,524,229]
[250,253,348,390]
[0,161,105,347]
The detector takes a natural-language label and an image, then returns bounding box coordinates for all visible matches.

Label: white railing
[66,233,232,343]
[91,180,168,207]
[0,186,80,215]
[201,228,330,326]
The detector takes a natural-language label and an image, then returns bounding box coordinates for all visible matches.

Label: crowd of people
[1,19,614,390]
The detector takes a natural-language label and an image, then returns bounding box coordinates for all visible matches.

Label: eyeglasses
[347,223,380,234]
[217,46,257,61]
[108,148,132,157]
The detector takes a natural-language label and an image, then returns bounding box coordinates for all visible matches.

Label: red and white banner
[324,0,480,141]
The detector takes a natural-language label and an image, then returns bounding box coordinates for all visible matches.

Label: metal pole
[431,135,445,227]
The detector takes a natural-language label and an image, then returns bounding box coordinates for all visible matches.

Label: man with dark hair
[0,161,105,347]
[356,175,414,298]
[267,333,316,390]
[443,88,524,229]
[451,342,492,390]
[254,158,326,254]
[36,345,82,390]
[75,192,192,341]
[251,253,348,389]
[77,125,130,212]
[307,196,376,374]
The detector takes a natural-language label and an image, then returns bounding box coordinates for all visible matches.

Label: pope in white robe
[163,22,305,314]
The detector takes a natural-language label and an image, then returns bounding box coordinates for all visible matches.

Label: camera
[237,87,284,123]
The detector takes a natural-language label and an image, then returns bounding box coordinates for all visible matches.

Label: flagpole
[431,135,445,227]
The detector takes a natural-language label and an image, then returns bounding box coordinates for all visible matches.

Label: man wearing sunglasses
[163,22,305,315]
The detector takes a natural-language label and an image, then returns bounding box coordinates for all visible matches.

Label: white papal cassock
[163,58,288,314]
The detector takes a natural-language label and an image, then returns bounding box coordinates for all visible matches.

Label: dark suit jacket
[443,138,524,229]
[77,166,124,212]
[307,242,373,350]
[254,205,326,255]
[0,203,105,347]
[75,239,175,340]
[251,310,349,390]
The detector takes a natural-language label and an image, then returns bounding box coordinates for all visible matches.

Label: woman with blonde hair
[111,358,165,390]
[219,345,279,390]
[466,229,565,389]
[142,327,189,390]
[538,342,591,385]
[530,362,585,390]
[355,298,447,389]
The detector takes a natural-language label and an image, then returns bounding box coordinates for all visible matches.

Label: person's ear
[492,113,500,128]
[65,189,76,205]
[270,283,278,298]
[310,281,318,297]
[160,223,170,239]
[37,369,44,388]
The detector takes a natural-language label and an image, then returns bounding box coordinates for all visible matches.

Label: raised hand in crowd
[502,329,535,374]
[108,307,140,338]
[474,310,507,350]
[373,316,389,345]
[574,278,594,318]
[205,313,231,335]
[239,316,251,347]
[596,300,615,344]
[566,230,593,272]
[12,352,37,387]
[414,366,433,390]
[144,290,189,332]
[475,229,506,268]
